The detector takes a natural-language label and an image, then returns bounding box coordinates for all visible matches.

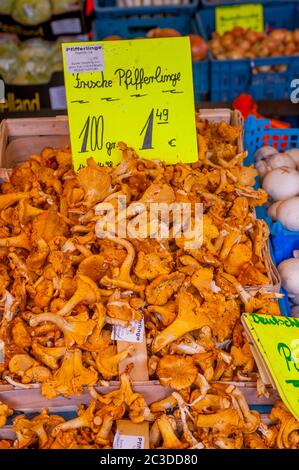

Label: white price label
[113,432,144,449]
[112,318,144,343]
[64,44,105,74]
[49,86,66,110]
[51,18,82,35]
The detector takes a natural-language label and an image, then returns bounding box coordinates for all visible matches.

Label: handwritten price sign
[242,313,299,420]
[62,38,197,170]
[216,4,264,35]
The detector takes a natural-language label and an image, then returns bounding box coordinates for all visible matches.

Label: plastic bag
[12,0,52,26]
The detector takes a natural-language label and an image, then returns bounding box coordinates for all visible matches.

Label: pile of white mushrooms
[255,146,299,231]
[255,145,299,317]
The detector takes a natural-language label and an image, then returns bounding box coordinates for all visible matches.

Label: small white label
[23,5,34,18]
[113,432,144,449]
[65,44,104,74]
[0,340,4,364]
[51,18,82,35]
[49,86,66,110]
[112,318,144,343]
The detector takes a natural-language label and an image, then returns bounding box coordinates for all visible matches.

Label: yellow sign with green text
[242,313,299,420]
[62,38,197,170]
[216,4,264,35]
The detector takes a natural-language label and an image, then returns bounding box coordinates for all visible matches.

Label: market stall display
[0,0,299,453]
[0,111,283,408]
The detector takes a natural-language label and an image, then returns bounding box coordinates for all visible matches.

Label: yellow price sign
[215,3,264,35]
[242,313,299,420]
[62,38,197,170]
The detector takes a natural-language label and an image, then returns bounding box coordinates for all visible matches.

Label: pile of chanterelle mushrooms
[0,372,298,449]
[0,115,282,403]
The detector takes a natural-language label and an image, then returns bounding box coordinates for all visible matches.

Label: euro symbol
[168,139,176,147]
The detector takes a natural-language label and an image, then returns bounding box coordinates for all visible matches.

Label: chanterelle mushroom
[152,292,211,352]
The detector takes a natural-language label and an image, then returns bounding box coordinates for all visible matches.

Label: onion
[265,39,279,53]
[245,51,256,59]
[275,64,288,72]
[103,35,122,40]
[276,197,299,231]
[258,46,270,58]
[188,34,208,61]
[257,65,271,72]
[254,146,277,162]
[267,201,282,220]
[262,167,299,201]
[220,33,234,49]
[210,37,221,49]
[227,48,244,59]
[245,29,259,44]
[216,53,227,60]
[284,31,293,44]
[238,39,251,52]
[231,26,245,38]
[294,29,299,43]
[284,43,296,55]
[269,29,287,42]
[147,28,181,38]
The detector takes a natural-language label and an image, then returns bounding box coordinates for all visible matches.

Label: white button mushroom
[254,146,278,162]
[278,258,299,296]
[267,200,283,221]
[276,197,299,231]
[262,167,299,201]
[285,149,299,169]
[255,160,269,180]
[291,306,299,317]
[290,294,299,305]
[267,153,296,171]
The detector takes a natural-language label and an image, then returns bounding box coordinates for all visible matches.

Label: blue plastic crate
[245,115,299,265]
[95,0,198,18]
[249,404,272,414]
[196,3,299,101]
[94,15,209,102]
